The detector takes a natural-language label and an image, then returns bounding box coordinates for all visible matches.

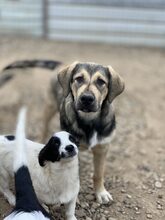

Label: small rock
[104,210,109,215]
[80,202,89,208]
[86,217,92,220]
[91,202,100,209]
[157,204,163,210]
[135,211,140,215]
[126,194,132,199]
[142,185,147,190]
[155,181,162,189]
[134,207,139,211]
[146,214,152,219]
[117,207,125,214]
[158,194,163,199]
[86,194,95,201]
[148,189,154,194]
[121,189,126,193]
[76,209,86,217]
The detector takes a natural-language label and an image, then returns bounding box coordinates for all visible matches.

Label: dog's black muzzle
[77,92,97,112]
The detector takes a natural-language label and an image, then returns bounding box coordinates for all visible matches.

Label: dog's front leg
[41,93,57,142]
[65,196,77,220]
[0,171,16,206]
[92,144,113,204]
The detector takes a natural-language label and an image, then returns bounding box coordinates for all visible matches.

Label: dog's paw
[96,189,113,204]
[4,191,15,206]
[8,196,16,206]
[42,203,50,213]
[67,216,77,220]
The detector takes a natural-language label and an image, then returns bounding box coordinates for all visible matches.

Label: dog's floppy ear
[107,66,125,103]
[57,61,78,97]
[38,137,60,167]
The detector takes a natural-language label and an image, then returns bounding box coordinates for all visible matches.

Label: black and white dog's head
[39,131,79,167]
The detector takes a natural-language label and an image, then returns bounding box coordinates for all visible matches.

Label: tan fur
[70,69,110,116]
[92,144,109,192]
[58,61,78,97]
[107,65,125,103]
[41,61,124,204]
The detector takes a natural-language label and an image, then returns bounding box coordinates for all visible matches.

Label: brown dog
[42,61,125,204]
[1,60,124,204]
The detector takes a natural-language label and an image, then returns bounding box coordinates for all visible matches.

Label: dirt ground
[0,35,165,220]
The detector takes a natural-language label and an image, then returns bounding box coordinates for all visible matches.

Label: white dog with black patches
[0,109,79,220]
[4,108,51,220]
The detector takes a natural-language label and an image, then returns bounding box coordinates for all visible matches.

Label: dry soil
[0,36,165,220]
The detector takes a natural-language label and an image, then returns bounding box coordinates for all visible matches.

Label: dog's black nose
[80,93,95,105]
[65,145,75,153]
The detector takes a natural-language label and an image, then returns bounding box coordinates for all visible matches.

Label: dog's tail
[9,107,51,219]
[13,107,27,171]
[0,59,62,88]
[3,60,62,71]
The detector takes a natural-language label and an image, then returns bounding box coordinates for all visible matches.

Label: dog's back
[4,108,51,220]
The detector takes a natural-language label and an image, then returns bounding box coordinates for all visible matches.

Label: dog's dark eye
[69,135,79,146]
[52,137,60,147]
[97,78,106,87]
[75,76,84,84]
[54,141,60,147]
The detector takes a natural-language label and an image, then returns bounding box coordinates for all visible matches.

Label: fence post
[42,0,49,38]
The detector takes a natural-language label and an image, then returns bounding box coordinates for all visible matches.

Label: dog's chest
[89,132,98,148]
[54,170,79,202]
[78,115,116,149]
[35,163,79,205]
[87,130,116,149]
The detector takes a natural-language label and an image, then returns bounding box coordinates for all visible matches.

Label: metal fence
[0,0,165,47]
[0,0,43,36]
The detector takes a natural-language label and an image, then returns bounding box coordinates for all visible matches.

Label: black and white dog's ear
[38,137,61,167]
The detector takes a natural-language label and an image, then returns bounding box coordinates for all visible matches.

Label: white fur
[14,107,27,171]
[96,189,113,204]
[0,130,79,220]
[89,132,98,148]
[4,211,50,220]
[89,130,116,149]
[54,132,78,157]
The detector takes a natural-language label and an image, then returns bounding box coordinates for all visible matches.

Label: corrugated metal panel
[0,0,165,47]
[49,5,165,22]
[52,0,165,9]
[49,20,165,36]
[49,32,165,47]
[0,0,43,36]
[48,2,165,47]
